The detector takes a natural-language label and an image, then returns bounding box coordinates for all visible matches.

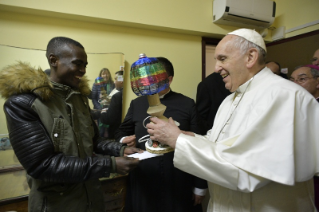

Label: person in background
[266,61,281,75]
[44,68,51,76]
[290,65,319,102]
[312,48,319,66]
[100,70,124,139]
[147,29,319,211]
[115,57,207,212]
[290,64,319,210]
[196,73,231,134]
[107,70,123,101]
[0,36,141,212]
[91,68,115,137]
[92,68,115,109]
[266,61,288,79]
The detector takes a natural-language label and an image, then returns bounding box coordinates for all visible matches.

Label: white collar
[235,67,266,94]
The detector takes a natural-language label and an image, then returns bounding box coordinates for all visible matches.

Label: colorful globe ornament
[130,54,173,154]
[94,76,106,85]
[130,53,169,96]
[130,54,170,123]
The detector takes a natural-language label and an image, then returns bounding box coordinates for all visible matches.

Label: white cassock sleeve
[175,133,270,192]
[173,86,319,192]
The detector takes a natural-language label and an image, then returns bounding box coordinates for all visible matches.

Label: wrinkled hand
[123,147,144,157]
[115,157,140,175]
[122,135,136,147]
[146,117,181,149]
[181,130,195,137]
[193,194,205,206]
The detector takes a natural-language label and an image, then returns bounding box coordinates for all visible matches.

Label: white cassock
[174,67,319,212]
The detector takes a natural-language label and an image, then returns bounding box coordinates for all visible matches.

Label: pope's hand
[181,130,195,137]
[146,117,181,149]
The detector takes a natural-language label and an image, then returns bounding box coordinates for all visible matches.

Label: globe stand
[145,93,173,154]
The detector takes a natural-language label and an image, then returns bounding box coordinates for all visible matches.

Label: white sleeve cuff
[119,137,126,143]
[193,187,207,196]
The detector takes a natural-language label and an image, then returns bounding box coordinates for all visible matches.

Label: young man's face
[51,44,87,89]
[214,35,251,92]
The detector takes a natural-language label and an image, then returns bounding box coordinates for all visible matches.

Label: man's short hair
[266,61,281,72]
[46,37,84,59]
[115,70,124,76]
[310,68,319,78]
[156,57,174,77]
[232,36,267,65]
[294,65,319,78]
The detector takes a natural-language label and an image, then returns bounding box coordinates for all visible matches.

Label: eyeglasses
[289,76,314,84]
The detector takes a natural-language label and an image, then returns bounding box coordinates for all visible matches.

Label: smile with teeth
[221,74,229,79]
[75,76,82,79]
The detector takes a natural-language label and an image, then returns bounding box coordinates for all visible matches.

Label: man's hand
[115,157,140,175]
[122,135,136,147]
[193,194,205,206]
[123,147,143,157]
[146,117,181,149]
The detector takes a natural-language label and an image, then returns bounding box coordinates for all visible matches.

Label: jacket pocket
[51,118,68,152]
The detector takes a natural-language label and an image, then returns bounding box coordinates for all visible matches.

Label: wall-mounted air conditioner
[213,0,276,29]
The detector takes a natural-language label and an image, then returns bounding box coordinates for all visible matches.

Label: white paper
[127,151,163,160]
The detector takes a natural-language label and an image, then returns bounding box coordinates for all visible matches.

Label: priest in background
[115,57,207,212]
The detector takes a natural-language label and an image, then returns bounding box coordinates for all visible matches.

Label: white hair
[231,36,267,65]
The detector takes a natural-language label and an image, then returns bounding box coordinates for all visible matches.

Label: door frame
[202,37,221,81]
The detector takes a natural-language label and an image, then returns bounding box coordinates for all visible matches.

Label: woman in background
[91,68,115,137]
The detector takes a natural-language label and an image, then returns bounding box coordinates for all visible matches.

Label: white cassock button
[54,133,58,138]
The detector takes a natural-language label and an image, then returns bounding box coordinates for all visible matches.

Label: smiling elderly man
[146,28,319,212]
[290,65,319,102]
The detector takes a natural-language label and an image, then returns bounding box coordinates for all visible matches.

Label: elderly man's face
[266,62,280,75]
[214,35,251,92]
[312,49,319,66]
[290,67,319,97]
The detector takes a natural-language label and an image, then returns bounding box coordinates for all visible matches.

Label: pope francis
[146,28,319,212]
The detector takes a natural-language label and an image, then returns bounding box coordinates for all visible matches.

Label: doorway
[202,37,221,81]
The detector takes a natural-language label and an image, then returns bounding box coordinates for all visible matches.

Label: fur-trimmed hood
[0,62,91,101]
